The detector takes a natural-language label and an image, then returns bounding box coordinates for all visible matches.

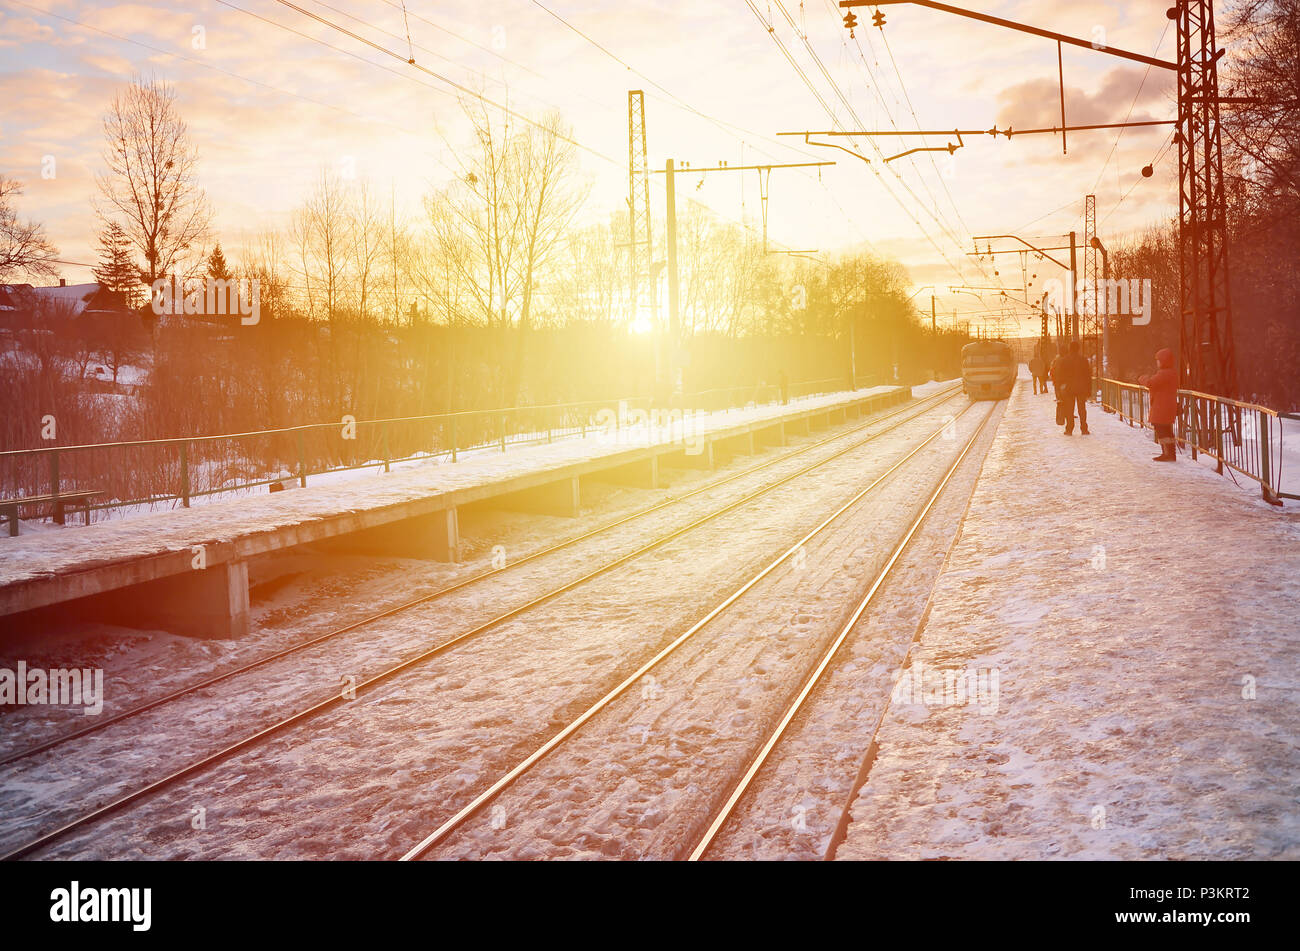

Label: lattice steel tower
[1082,194,1100,379]
[1173,0,1237,398]
[627,91,653,329]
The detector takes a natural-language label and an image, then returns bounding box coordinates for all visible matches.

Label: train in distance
[960,340,1016,400]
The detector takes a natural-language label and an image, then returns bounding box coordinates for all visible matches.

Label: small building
[0,280,138,323]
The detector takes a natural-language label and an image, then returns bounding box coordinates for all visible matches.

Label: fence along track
[0,376,855,519]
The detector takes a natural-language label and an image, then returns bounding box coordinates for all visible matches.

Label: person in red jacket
[1138,347,1179,462]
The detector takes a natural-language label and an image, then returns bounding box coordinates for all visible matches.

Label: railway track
[2,386,967,860]
[400,399,997,860]
[0,385,960,771]
[688,402,995,860]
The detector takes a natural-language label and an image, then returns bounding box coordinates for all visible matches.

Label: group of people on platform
[1027,340,1179,462]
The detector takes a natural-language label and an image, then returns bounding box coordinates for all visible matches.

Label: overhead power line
[222,0,832,258]
[743,0,977,285]
[259,0,613,163]
[827,0,984,274]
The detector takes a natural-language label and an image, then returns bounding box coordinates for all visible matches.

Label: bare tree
[0,175,59,281]
[349,182,384,322]
[674,207,765,338]
[384,186,413,324]
[295,169,353,325]
[93,314,143,385]
[510,110,587,335]
[97,77,211,285]
[1223,0,1300,206]
[550,214,624,326]
[241,229,292,321]
[427,98,588,403]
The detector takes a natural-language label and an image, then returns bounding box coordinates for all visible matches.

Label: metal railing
[1100,378,1288,504]
[0,375,856,526]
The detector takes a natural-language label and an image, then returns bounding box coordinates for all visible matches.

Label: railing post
[500,411,507,452]
[180,440,191,507]
[383,423,390,473]
[49,450,60,523]
[450,416,458,463]
[297,431,307,487]
[1214,402,1224,473]
[1259,408,1272,496]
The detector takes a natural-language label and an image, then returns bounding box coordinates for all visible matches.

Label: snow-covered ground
[6,389,971,859]
[700,401,1002,859]
[15,371,1287,861]
[835,376,1300,860]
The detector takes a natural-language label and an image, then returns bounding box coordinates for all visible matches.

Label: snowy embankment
[0,383,907,588]
[835,376,1300,860]
[8,383,923,537]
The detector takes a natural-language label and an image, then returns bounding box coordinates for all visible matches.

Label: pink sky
[1,0,1183,332]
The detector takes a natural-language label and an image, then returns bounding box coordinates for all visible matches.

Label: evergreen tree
[206,241,233,282]
[92,221,143,308]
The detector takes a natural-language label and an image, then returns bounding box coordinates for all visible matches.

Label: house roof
[0,284,34,312]
[0,283,134,318]
[32,283,100,317]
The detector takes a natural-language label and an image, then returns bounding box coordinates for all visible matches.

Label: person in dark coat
[1138,347,1178,461]
[1056,341,1092,435]
[1029,350,1047,394]
[1049,350,1067,424]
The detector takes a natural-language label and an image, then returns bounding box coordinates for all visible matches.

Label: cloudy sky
[0,0,1182,331]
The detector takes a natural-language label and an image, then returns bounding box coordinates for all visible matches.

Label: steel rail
[0,385,959,770]
[689,403,997,859]
[1,387,966,860]
[400,399,986,860]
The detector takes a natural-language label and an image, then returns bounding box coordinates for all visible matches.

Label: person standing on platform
[1049,349,1068,426]
[1139,348,1179,462]
[1029,352,1047,394]
[1055,342,1092,435]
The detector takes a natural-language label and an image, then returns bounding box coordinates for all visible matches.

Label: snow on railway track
[404,402,999,860]
[3,387,968,860]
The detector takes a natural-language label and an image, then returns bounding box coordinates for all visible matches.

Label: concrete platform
[833,377,1300,860]
[0,385,912,638]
